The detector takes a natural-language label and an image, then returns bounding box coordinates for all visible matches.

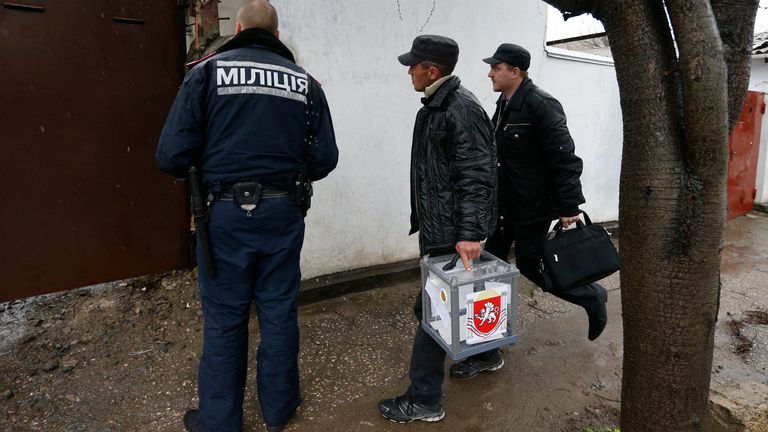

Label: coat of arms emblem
[466,288,508,344]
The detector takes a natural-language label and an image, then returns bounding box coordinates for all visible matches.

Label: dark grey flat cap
[398,34,459,67]
[483,43,531,71]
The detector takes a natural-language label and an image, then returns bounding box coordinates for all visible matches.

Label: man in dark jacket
[377,35,496,424]
[156,2,338,431]
[448,43,608,380]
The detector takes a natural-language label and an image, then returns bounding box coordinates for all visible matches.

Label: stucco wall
[212,0,623,278]
[749,58,768,204]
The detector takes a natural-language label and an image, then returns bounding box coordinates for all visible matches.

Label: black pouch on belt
[231,182,263,212]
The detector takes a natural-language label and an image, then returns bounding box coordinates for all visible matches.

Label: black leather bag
[541,212,619,291]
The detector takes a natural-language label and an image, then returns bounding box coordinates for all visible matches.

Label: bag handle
[442,254,461,271]
[551,211,592,236]
[543,211,590,290]
[440,250,494,271]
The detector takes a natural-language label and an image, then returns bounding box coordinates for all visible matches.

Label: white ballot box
[421,251,519,361]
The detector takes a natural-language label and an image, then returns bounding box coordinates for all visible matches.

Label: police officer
[156,1,338,431]
[378,35,496,424]
[448,44,608,380]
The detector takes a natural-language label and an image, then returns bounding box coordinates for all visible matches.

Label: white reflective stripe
[216,60,307,79]
[217,86,308,103]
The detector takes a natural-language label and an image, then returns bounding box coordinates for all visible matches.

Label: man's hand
[455,241,482,271]
[559,215,581,229]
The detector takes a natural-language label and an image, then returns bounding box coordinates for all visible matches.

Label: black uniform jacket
[492,78,584,225]
[409,76,496,255]
[156,28,338,188]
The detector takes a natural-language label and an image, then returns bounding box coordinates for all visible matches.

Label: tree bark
[540,0,757,430]
[603,2,705,427]
[711,0,760,130]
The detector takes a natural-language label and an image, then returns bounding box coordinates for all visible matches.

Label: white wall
[213,0,623,278]
[749,58,768,204]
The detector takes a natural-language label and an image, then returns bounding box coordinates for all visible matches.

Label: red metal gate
[0,1,190,301]
[728,91,764,219]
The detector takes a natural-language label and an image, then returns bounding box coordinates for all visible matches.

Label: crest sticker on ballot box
[420,252,519,360]
[466,285,509,344]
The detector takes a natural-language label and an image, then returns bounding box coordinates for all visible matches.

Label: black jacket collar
[217,28,296,63]
[494,77,534,127]
[422,76,461,108]
[497,77,533,112]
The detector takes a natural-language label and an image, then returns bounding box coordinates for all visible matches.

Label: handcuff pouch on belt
[231,182,263,213]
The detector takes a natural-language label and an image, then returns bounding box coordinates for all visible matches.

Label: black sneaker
[265,424,285,432]
[183,409,203,432]
[449,349,504,379]
[378,395,445,423]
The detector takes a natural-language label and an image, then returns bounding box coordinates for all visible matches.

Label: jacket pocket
[502,122,533,140]
[501,123,535,158]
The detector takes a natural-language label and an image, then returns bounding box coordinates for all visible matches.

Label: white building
[213,0,624,279]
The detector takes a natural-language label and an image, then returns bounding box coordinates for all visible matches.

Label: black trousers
[405,291,446,405]
[476,218,606,360]
[485,218,605,308]
[405,245,453,406]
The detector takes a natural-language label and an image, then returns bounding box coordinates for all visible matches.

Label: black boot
[549,283,609,341]
[378,395,445,423]
[183,409,203,432]
[587,286,608,341]
[449,349,504,379]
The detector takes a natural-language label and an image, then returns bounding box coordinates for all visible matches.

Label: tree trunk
[711,0,760,130]
[543,0,757,430]
[615,0,726,429]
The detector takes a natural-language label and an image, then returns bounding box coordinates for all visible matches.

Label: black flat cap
[483,43,531,71]
[398,35,459,67]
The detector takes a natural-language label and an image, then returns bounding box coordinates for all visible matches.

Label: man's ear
[275,30,280,39]
[429,67,442,80]
[235,21,243,34]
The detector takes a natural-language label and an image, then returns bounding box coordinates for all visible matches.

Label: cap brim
[482,56,502,64]
[398,52,422,66]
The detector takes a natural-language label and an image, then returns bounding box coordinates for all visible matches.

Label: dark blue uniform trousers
[196,196,304,431]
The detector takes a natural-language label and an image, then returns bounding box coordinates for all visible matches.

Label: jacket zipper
[413,110,426,253]
[503,122,532,131]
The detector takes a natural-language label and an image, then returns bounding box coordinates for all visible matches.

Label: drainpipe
[187,0,221,63]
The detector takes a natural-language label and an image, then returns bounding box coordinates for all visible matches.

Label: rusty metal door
[0,1,190,301]
[728,91,764,219]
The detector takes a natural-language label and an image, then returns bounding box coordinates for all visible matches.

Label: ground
[1,211,767,432]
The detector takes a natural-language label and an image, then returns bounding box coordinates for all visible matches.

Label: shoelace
[395,396,418,415]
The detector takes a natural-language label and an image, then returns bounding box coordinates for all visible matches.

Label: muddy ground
[1,211,767,432]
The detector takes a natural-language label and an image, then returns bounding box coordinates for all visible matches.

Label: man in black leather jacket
[448,43,608,381]
[377,35,496,424]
